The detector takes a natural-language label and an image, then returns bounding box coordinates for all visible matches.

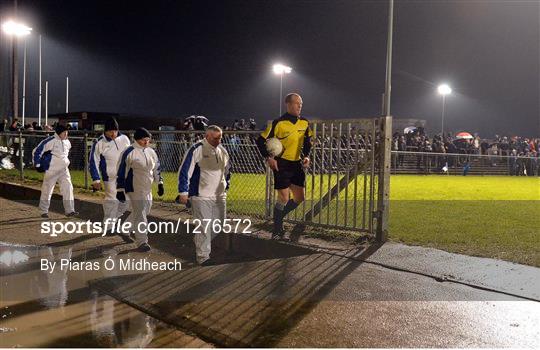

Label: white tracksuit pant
[36,246,71,308]
[124,191,152,246]
[103,177,129,223]
[39,165,75,215]
[191,196,226,263]
[89,134,132,224]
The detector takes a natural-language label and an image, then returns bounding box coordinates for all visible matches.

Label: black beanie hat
[104,117,119,131]
[134,127,151,140]
[55,124,68,135]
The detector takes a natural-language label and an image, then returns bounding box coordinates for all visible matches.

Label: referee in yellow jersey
[256,93,313,239]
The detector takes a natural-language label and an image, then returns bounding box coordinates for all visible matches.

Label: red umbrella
[455,132,473,140]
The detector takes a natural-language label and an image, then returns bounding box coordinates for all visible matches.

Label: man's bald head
[284,93,301,104]
[285,93,303,117]
[205,125,223,147]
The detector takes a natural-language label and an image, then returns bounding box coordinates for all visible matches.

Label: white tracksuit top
[32,134,71,172]
[178,138,231,198]
[116,142,163,194]
[89,133,131,182]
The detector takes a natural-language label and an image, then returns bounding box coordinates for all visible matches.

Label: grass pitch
[1,169,538,266]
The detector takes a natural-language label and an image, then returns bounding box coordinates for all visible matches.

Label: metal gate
[265,117,392,241]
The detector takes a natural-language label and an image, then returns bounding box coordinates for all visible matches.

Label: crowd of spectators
[1,118,56,133]
[391,127,539,175]
[0,118,58,168]
[391,127,539,157]
[224,118,257,131]
[180,116,257,132]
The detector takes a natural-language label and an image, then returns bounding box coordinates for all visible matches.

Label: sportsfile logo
[40,218,253,237]
[40,219,130,237]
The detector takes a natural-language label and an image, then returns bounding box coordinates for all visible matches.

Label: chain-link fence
[1,118,392,240]
[0,130,267,219]
[150,130,266,218]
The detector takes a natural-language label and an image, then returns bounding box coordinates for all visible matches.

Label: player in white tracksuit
[116,128,164,252]
[32,124,77,218]
[177,125,231,265]
[89,118,131,229]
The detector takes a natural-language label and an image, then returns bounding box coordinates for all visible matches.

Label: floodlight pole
[11,34,18,121]
[279,73,283,116]
[10,0,18,122]
[441,94,446,137]
[38,34,42,125]
[22,36,26,124]
[45,81,48,126]
[273,64,291,116]
[66,76,69,113]
[382,0,394,117]
[3,3,33,123]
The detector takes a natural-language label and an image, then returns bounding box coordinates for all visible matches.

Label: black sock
[273,202,285,233]
[282,199,299,217]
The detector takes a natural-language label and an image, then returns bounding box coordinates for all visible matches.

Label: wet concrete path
[0,244,214,347]
[0,197,213,347]
[1,197,539,347]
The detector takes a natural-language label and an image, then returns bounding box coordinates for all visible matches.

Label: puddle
[0,243,211,347]
[0,250,29,266]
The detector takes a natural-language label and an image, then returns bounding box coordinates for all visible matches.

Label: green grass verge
[1,169,539,266]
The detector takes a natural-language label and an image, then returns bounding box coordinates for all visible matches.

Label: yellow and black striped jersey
[257,113,313,161]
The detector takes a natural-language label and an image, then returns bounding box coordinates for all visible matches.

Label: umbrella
[404,126,417,134]
[192,116,209,131]
[455,132,473,140]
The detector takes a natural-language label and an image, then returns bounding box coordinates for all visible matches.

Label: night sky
[1,0,538,136]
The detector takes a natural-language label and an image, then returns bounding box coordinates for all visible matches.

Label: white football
[266,137,283,157]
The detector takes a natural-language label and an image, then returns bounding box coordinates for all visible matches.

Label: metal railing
[265,117,392,241]
[391,150,540,176]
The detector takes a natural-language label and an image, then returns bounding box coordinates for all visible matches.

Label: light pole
[437,84,452,137]
[273,63,292,116]
[382,0,394,117]
[39,34,42,125]
[66,76,69,113]
[45,81,48,126]
[2,20,32,122]
[22,36,26,124]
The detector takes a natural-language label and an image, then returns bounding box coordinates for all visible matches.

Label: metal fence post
[18,131,24,181]
[84,133,89,189]
[265,164,271,218]
[376,116,392,242]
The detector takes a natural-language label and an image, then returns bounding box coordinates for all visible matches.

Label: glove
[91,182,102,192]
[116,191,126,203]
[36,166,45,173]
[157,183,164,197]
[175,195,191,208]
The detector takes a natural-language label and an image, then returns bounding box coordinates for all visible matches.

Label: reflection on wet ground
[0,243,212,348]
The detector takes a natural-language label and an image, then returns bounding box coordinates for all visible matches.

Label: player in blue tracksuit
[32,124,77,218]
[89,118,131,229]
[116,128,164,252]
